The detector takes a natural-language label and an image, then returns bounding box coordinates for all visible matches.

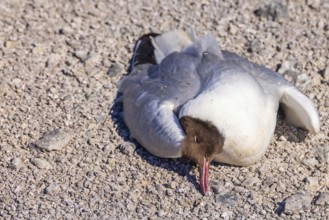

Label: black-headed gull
[119,30,320,195]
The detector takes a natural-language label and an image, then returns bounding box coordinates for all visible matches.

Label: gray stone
[83,53,102,67]
[247,40,261,54]
[103,144,116,153]
[10,157,24,169]
[107,63,123,77]
[87,138,100,148]
[306,0,321,10]
[157,210,165,217]
[304,176,319,188]
[117,176,126,185]
[155,184,164,193]
[58,26,73,35]
[45,183,61,195]
[284,192,312,215]
[278,60,296,75]
[4,40,18,49]
[243,177,260,187]
[45,54,61,69]
[221,212,233,220]
[315,144,329,163]
[119,141,136,156]
[0,82,10,98]
[215,193,238,205]
[31,158,53,169]
[34,129,73,151]
[228,23,238,35]
[107,158,116,167]
[288,132,301,143]
[95,113,106,124]
[254,1,288,21]
[315,192,329,206]
[302,157,319,166]
[210,180,226,195]
[325,98,329,108]
[166,189,174,196]
[323,66,329,80]
[74,50,89,61]
[282,70,310,91]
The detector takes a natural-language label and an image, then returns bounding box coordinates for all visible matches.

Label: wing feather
[222,50,320,134]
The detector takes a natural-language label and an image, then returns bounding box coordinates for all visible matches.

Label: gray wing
[119,52,202,158]
[222,50,320,134]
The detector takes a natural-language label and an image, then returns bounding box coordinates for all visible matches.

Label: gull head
[180,116,224,195]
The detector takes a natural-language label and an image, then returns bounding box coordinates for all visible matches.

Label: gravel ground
[1,0,328,219]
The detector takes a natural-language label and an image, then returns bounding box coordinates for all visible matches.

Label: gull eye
[194,135,200,143]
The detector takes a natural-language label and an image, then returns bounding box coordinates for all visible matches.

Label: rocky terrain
[0,0,328,219]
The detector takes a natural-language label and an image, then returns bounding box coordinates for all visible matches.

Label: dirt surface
[1,0,328,219]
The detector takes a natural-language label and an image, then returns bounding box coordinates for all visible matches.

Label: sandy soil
[0,0,328,219]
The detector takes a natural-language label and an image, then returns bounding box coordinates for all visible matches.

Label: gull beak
[199,157,209,195]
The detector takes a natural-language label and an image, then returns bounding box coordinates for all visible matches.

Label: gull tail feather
[130,33,159,69]
[280,87,320,134]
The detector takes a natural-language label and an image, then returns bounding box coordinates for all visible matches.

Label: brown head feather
[180,116,224,165]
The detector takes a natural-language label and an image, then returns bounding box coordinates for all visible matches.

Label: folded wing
[120,30,230,157]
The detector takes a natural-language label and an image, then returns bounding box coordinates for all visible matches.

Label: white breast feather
[179,73,277,165]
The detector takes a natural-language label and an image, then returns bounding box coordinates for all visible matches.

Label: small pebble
[107,63,123,77]
[157,210,165,217]
[210,180,225,195]
[45,183,61,195]
[31,158,53,169]
[4,40,18,49]
[284,192,311,215]
[315,192,329,206]
[10,157,24,169]
[254,1,288,21]
[221,212,231,220]
[322,66,329,80]
[315,144,329,163]
[304,176,318,189]
[74,50,89,61]
[155,184,164,193]
[228,23,238,35]
[306,0,321,10]
[83,53,102,66]
[107,158,116,167]
[95,113,106,124]
[243,177,260,187]
[119,141,136,156]
[215,193,238,205]
[302,157,319,166]
[103,144,116,153]
[282,70,310,91]
[34,129,73,151]
[247,40,261,53]
[287,132,300,143]
[87,138,99,148]
[126,203,135,211]
[0,83,10,97]
[166,189,174,197]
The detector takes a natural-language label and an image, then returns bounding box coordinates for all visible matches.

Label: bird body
[119,30,320,194]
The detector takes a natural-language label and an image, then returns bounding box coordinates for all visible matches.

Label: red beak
[199,157,209,195]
